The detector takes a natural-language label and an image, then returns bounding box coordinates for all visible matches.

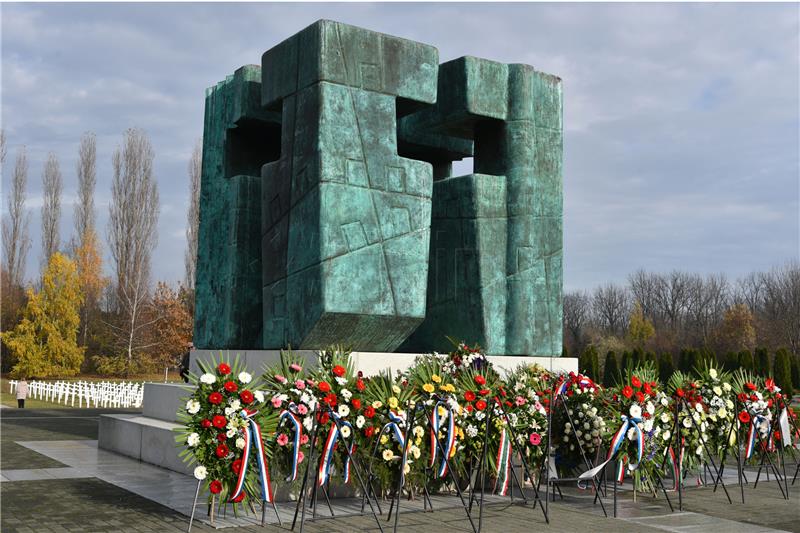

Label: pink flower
[277,434,289,446]
[297,451,305,463]
[533,401,543,412]
[275,374,288,384]
[515,396,526,406]
[289,363,303,373]
[296,404,308,415]
[295,380,306,390]
[271,396,283,408]
[529,433,541,446]
[300,434,309,445]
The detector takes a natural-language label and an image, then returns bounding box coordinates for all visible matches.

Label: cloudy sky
[2,2,798,291]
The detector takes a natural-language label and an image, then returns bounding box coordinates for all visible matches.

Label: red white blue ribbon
[554,378,568,396]
[381,410,411,487]
[494,428,512,496]
[578,415,643,483]
[745,414,771,459]
[277,404,303,482]
[231,408,274,503]
[318,412,355,487]
[667,439,684,491]
[428,401,456,478]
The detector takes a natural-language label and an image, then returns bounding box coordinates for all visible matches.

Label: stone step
[142,383,193,423]
[98,414,190,475]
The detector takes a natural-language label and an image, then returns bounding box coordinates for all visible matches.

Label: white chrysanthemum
[629,404,642,419]
[576,430,583,438]
[303,416,313,431]
[663,430,671,441]
[695,403,704,413]
[709,368,718,380]
[340,388,352,401]
[646,402,655,415]
[474,411,485,421]
[713,386,722,396]
[413,426,424,438]
[626,428,636,441]
[337,404,350,417]
[194,466,208,480]
[382,449,395,461]
[583,422,590,430]
[644,419,654,432]
[718,407,728,419]
[682,417,692,428]
[187,433,200,447]
[186,400,200,415]
[335,376,347,386]
[224,407,234,416]
[356,415,365,429]
[230,399,241,411]
[661,413,671,423]
[238,372,252,384]
[254,390,265,403]
[722,382,732,392]
[236,438,246,449]
[340,425,351,438]
[200,373,216,385]
[410,445,421,459]
[466,425,478,438]
[226,428,237,438]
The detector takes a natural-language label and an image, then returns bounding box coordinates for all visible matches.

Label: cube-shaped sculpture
[260,20,438,351]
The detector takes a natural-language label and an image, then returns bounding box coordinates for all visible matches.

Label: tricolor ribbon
[381,410,412,487]
[578,415,643,483]
[554,378,568,396]
[277,404,304,482]
[745,414,771,459]
[428,401,457,478]
[318,412,355,487]
[666,438,685,491]
[494,428,512,496]
[231,408,274,503]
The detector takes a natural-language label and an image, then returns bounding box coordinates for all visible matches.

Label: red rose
[209,392,223,404]
[464,391,476,402]
[318,381,331,393]
[631,376,642,388]
[209,480,223,494]
[332,365,346,377]
[475,400,487,411]
[217,433,227,442]
[224,381,238,393]
[232,459,243,474]
[745,382,757,392]
[504,400,512,408]
[479,389,490,396]
[212,415,227,429]
[364,406,375,418]
[351,398,362,410]
[676,388,685,398]
[622,386,633,399]
[749,394,758,402]
[215,444,229,458]
[240,390,254,404]
[738,411,751,424]
[365,426,375,438]
[767,399,773,408]
[474,375,486,386]
[217,363,231,375]
[643,411,651,419]
[319,412,330,425]
[466,405,474,413]
[201,419,212,429]
[635,391,645,404]
[737,392,748,402]
[323,393,337,406]
[643,383,653,395]
[356,379,366,392]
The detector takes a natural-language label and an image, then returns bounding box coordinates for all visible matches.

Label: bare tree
[686,273,730,346]
[184,138,201,289]
[592,282,630,337]
[74,132,97,242]
[0,130,6,165]
[2,147,31,289]
[759,262,800,354]
[628,269,661,324]
[107,128,160,365]
[41,152,63,266]
[563,290,591,352]
[654,270,692,332]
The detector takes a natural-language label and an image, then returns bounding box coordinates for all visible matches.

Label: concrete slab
[142,383,192,423]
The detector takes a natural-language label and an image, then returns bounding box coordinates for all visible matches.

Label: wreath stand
[379,400,477,533]
[186,479,282,532]
[289,404,385,533]
[544,387,609,518]
[751,402,790,499]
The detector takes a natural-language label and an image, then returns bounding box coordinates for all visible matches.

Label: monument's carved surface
[194,20,563,356]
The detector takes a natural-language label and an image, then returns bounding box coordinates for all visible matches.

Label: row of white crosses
[8,380,145,408]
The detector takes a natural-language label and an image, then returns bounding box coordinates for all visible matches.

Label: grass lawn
[0,373,185,408]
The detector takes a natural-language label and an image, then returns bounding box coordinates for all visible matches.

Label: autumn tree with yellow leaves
[2,253,84,378]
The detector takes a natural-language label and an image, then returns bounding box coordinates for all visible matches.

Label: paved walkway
[1,408,798,532]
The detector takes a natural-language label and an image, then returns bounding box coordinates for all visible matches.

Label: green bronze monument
[193,20,563,357]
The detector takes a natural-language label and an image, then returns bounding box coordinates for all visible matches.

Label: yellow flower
[431,375,442,383]
[415,437,422,446]
[445,384,456,392]
[388,397,398,409]
[380,435,389,445]
[382,449,394,461]
[422,383,435,393]
[372,401,383,409]
[392,385,401,394]
[437,405,446,417]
